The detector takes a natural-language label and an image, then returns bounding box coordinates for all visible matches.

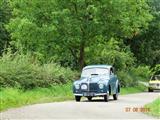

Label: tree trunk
[79,41,85,70]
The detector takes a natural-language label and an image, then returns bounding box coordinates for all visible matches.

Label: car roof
[83,65,112,70]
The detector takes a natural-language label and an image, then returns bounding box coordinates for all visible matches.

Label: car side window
[110,68,114,75]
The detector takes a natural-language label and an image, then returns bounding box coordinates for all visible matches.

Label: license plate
[83,92,94,96]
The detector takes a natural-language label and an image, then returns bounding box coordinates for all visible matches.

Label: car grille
[89,83,99,92]
[80,83,98,92]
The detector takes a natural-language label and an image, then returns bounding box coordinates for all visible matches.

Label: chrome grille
[89,83,98,92]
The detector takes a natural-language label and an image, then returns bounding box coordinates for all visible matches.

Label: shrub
[152,64,160,75]
[129,66,152,81]
[117,66,151,87]
[0,52,78,89]
[117,70,136,87]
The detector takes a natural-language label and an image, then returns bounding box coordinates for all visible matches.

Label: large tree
[7,0,152,69]
[126,0,160,66]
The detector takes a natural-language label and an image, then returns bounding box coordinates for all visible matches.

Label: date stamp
[125,107,150,112]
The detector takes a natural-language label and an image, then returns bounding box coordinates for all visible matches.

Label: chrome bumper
[149,87,160,90]
[149,85,160,90]
[74,93,107,97]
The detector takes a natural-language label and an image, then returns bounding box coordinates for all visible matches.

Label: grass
[120,84,146,95]
[0,83,146,111]
[0,83,74,111]
[144,97,160,118]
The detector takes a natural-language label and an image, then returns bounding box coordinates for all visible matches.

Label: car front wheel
[75,96,81,102]
[104,94,109,102]
[148,88,153,92]
[113,93,118,100]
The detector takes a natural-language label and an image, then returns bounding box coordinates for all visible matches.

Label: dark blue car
[73,65,120,102]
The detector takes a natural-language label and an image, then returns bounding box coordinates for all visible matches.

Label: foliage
[127,0,160,66]
[0,83,73,111]
[0,52,78,89]
[118,66,151,87]
[0,0,11,55]
[118,70,136,87]
[145,97,160,117]
[85,38,135,70]
[152,64,160,75]
[129,66,152,81]
[120,84,146,95]
[0,0,158,90]
[6,0,153,69]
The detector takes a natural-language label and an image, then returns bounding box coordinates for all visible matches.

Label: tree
[125,0,160,67]
[152,64,160,75]
[85,37,135,70]
[7,0,152,69]
[0,0,11,55]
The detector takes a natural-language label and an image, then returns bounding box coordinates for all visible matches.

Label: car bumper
[74,93,107,97]
[148,86,160,90]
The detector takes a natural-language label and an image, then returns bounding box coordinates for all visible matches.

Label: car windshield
[151,75,160,80]
[81,68,109,77]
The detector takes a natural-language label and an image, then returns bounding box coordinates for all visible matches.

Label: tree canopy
[4,0,154,70]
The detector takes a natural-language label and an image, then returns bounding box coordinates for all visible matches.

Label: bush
[152,64,160,75]
[117,70,136,87]
[118,66,151,87]
[129,66,152,81]
[0,52,78,89]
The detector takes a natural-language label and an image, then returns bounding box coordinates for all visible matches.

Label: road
[1,92,159,119]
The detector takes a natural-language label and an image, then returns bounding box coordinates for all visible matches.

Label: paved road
[1,92,159,119]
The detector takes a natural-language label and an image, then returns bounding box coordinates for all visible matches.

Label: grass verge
[120,84,146,95]
[0,84,145,111]
[144,97,160,118]
[0,83,74,111]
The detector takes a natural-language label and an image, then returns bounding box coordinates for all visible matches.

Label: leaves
[1,0,155,70]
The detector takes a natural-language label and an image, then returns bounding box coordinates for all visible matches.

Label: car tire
[75,96,81,102]
[104,94,109,102]
[87,97,92,101]
[113,93,118,100]
[148,88,153,92]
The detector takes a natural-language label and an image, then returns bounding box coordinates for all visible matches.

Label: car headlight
[81,84,87,90]
[99,83,104,89]
[75,84,80,89]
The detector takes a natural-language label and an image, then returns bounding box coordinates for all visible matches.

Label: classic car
[148,75,160,92]
[73,65,120,102]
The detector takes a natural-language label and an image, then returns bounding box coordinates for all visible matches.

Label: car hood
[74,75,109,84]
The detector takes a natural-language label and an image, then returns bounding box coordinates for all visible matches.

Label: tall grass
[0,83,73,111]
[120,85,146,95]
